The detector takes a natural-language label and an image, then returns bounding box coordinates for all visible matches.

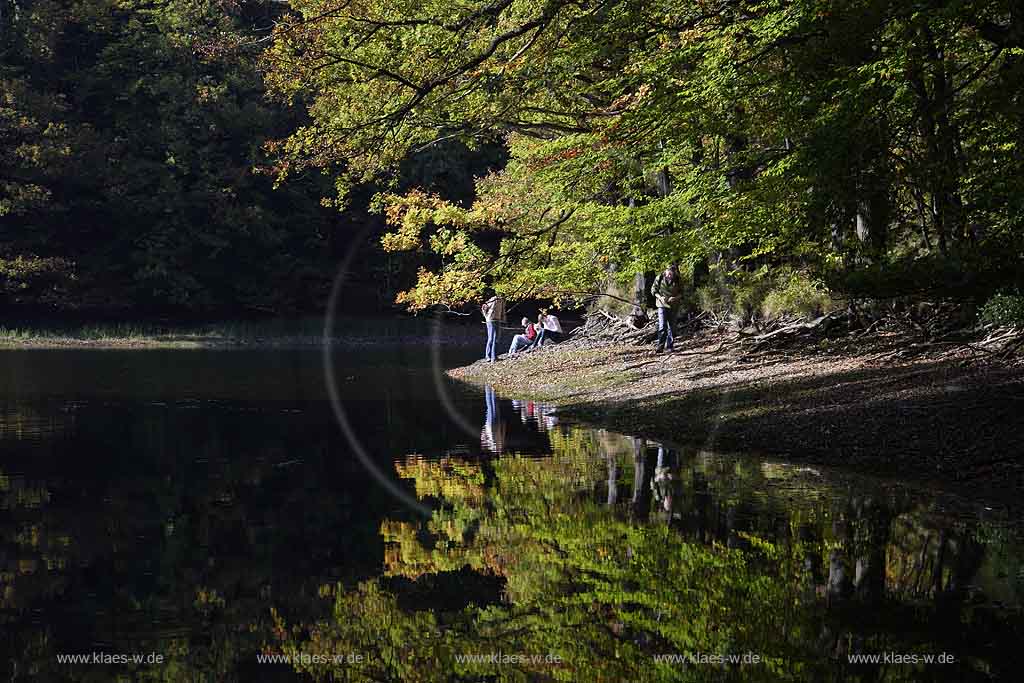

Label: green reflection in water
[273,427,1023,682]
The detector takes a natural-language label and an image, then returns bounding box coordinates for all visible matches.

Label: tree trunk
[911,26,965,254]
[931,529,948,598]
[826,548,852,606]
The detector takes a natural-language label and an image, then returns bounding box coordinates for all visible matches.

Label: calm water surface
[1,348,1021,681]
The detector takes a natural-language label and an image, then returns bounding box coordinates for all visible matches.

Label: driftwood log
[564,303,1024,364]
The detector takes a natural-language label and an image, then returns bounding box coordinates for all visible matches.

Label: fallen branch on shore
[564,302,1024,367]
[744,312,842,347]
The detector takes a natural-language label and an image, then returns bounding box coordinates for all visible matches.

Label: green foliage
[696,268,773,321]
[0,255,74,302]
[979,292,1024,328]
[1,0,337,312]
[761,272,833,320]
[697,268,832,322]
[6,0,1024,312]
[264,0,1024,312]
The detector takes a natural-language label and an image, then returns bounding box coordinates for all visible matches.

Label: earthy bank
[449,330,1024,505]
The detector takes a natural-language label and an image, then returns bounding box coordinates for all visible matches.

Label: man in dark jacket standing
[650,264,683,353]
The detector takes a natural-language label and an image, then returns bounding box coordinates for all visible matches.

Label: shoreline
[0,336,480,350]
[0,315,487,350]
[448,330,1024,504]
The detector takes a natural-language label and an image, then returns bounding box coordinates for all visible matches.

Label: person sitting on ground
[529,312,547,350]
[650,263,683,353]
[532,311,564,348]
[508,317,537,355]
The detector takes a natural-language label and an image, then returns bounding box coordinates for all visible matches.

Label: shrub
[732,271,774,321]
[695,268,772,321]
[697,268,832,322]
[761,272,833,319]
[979,292,1024,327]
[696,284,729,316]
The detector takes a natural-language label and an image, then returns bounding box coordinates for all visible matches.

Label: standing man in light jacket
[481,294,506,362]
[650,263,683,353]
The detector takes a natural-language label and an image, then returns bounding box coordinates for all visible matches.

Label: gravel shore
[449,330,1024,503]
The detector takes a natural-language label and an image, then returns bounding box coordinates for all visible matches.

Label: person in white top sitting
[532,311,564,348]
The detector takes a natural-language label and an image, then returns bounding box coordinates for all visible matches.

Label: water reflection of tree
[0,412,392,682]
[272,426,1023,682]
[1,452,293,681]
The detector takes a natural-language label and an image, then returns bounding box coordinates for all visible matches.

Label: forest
[2,0,1022,324]
[0,0,494,317]
[4,4,1023,680]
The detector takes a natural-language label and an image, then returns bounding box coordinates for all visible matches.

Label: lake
[1,347,1021,681]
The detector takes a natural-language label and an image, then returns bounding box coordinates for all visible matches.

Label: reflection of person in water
[535,403,558,432]
[651,445,675,520]
[481,384,506,454]
[630,437,653,521]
